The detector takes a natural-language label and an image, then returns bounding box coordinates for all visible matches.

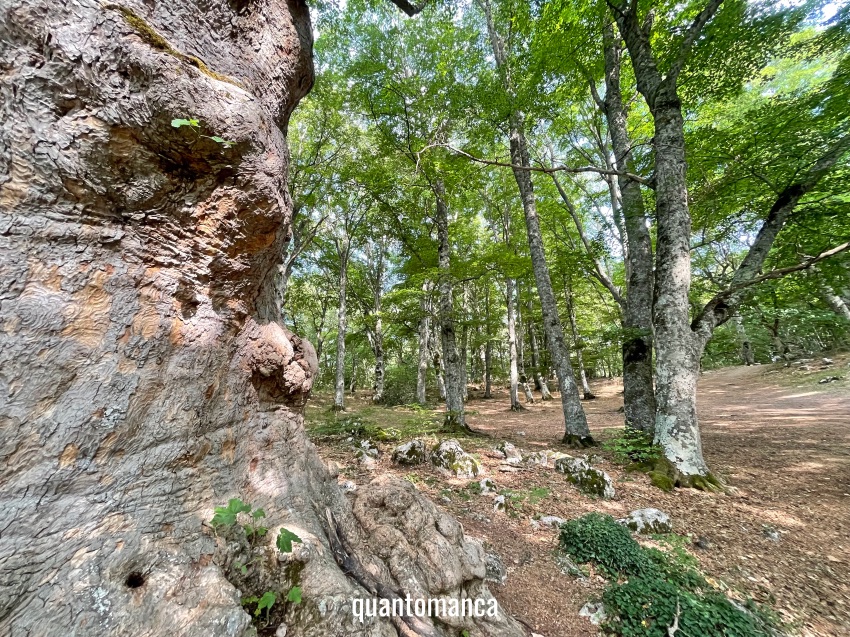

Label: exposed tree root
[561,434,597,448]
[646,457,726,492]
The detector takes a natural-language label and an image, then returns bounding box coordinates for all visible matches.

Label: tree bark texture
[333,241,350,410]
[0,3,524,635]
[528,322,552,400]
[565,288,595,400]
[416,283,431,405]
[506,278,522,411]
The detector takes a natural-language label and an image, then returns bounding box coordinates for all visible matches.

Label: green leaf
[171,118,192,128]
[276,527,302,553]
[210,498,252,528]
[209,136,226,143]
[256,591,276,617]
[252,508,266,519]
[286,586,302,604]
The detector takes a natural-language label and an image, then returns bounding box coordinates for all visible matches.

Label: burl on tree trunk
[0,2,524,636]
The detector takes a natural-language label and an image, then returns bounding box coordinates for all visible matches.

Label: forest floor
[305,355,850,637]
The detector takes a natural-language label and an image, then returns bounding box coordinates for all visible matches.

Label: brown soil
[307,356,850,637]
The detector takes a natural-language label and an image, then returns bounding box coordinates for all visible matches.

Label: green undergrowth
[560,514,783,637]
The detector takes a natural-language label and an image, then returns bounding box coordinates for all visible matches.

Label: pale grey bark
[732,315,755,365]
[822,282,850,321]
[483,285,494,398]
[460,284,470,402]
[528,321,553,400]
[417,282,431,404]
[365,239,387,404]
[479,0,591,444]
[434,180,467,431]
[0,3,528,636]
[565,286,596,400]
[333,239,351,410]
[601,21,656,433]
[506,278,523,411]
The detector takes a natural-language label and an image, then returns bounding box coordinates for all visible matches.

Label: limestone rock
[479,477,497,494]
[554,455,615,499]
[493,495,506,512]
[538,515,566,529]
[579,602,607,625]
[391,439,428,466]
[484,552,507,585]
[618,508,672,534]
[430,439,480,478]
[495,441,523,463]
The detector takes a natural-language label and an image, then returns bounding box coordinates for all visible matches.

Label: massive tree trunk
[506,278,523,411]
[434,181,468,431]
[601,22,656,433]
[0,2,525,636]
[417,282,431,405]
[479,0,592,445]
[333,240,351,410]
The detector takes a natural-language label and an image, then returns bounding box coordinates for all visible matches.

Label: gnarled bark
[0,2,523,635]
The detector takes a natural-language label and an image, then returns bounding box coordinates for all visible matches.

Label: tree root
[561,434,597,448]
[647,457,726,492]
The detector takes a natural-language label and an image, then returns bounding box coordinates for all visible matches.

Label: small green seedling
[286,586,302,604]
[276,527,302,553]
[171,117,234,148]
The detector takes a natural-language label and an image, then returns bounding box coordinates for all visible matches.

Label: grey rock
[579,602,607,626]
[553,455,616,499]
[479,477,497,494]
[430,439,481,478]
[618,508,672,535]
[484,551,507,585]
[495,441,523,462]
[391,439,428,465]
[493,495,506,512]
[538,515,566,529]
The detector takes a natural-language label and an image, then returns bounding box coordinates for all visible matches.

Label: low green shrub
[603,427,663,467]
[560,514,781,637]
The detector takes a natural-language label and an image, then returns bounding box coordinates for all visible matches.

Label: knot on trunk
[240,319,317,406]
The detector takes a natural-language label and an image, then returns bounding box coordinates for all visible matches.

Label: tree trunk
[506,278,523,411]
[732,315,756,365]
[565,285,596,400]
[479,0,592,445]
[434,181,468,431]
[820,280,850,321]
[349,348,357,394]
[528,323,553,400]
[602,22,656,433]
[417,282,431,404]
[484,286,493,398]
[0,4,530,637]
[333,243,350,410]
[460,285,469,402]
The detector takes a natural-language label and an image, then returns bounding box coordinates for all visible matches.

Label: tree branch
[385,0,430,17]
[667,0,724,86]
[424,143,653,186]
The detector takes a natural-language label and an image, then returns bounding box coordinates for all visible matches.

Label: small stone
[819,376,843,384]
[524,450,551,466]
[538,515,566,528]
[823,358,834,365]
[326,460,340,478]
[493,495,506,512]
[340,480,357,493]
[354,439,379,459]
[694,536,711,550]
[618,508,672,535]
[479,477,497,494]
[275,624,288,637]
[516,431,526,436]
[579,602,607,626]
[763,526,781,542]
[554,455,615,499]
[495,441,523,462]
[391,439,427,465]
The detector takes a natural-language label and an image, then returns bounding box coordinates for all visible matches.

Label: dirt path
[309,358,850,637]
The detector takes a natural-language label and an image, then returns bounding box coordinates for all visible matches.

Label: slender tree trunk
[820,280,850,321]
[460,285,470,402]
[417,282,431,404]
[484,285,493,398]
[349,348,357,394]
[528,320,553,400]
[369,243,386,404]
[479,0,592,445]
[372,314,384,402]
[434,181,468,431]
[565,284,596,400]
[732,315,756,365]
[507,278,523,411]
[602,22,656,433]
[333,244,350,410]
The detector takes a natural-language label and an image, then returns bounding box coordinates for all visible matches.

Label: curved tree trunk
[478,0,591,445]
[0,3,525,636]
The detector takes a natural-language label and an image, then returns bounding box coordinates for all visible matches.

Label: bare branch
[421,142,653,186]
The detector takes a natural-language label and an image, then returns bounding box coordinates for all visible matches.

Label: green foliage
[560,514,781,637]
[604,428,663,468]
[211,498,252,529]
[286,586,303,604]
[276,528,302,553]
[171,116,234,148]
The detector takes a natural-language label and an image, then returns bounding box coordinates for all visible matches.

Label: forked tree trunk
[506,278,523,411]
[479,0,592,445]
[601,22,656,433]
[434,181,468,431]
[0,2,525,636]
